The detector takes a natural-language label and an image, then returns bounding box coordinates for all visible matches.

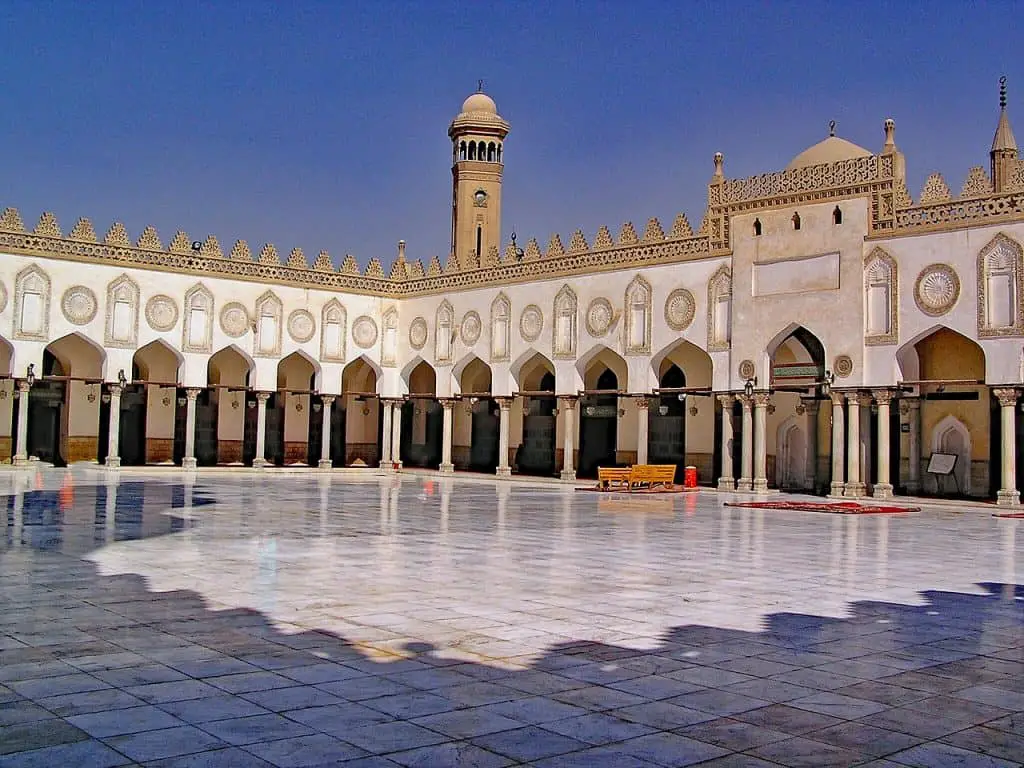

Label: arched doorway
[340,356,381,467]
[456,356,497,472]
[402,361,442,469]
[117,340,183,465]
[0,336,14,462]
[277,352,318,466]
[650,364,686,482]
[578,347,627,479]
[514,352,556,476]
[207,346,252,465]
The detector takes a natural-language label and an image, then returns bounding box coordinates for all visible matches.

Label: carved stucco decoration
[13,264,50,341]
[352,315,378,349]
[435,300,455,365]
[253,290,283,357]
[914,263,960,317]
[145,295,179,332]
[624,275,652,355]
[287,309,316,343]
[461,310,482,346]
[664,288,696,332]
[220,302,250,338]
[864,247,899,346]
[833,354,854,378]
[738,359,756,380]
[489,293,511,363]
[519,304,543,343]
[706,265,732,352]
[977,233,1024,338]
[552,285,578,359]
[61,285,98,326]
[104,274,140,349]
[319,299,346,362]
[585,297,614,337]
[409,317,428,350]
[183,283,215,353]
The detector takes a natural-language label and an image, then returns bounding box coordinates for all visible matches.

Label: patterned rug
[724,500,918,514]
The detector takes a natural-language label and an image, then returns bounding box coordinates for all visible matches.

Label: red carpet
[993,512,1024,518]
[724,500,918,514]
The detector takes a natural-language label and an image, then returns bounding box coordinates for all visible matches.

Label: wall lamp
[744,377,757,398]
[821,370,834,398]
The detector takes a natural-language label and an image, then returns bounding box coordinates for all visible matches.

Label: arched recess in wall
[381,307,399,368]
[435,301,454,365]
[104,274,140,348]
[490,292,511,363]
[624,275,652,355]
[182,283,215,353]
[552,285,578,360]
[765,323,825,388]
[931,414,972,495]
[254,291,283,357]
[864,248,899,345]
[13,264,51,341]
[706,265,732,352]
[978,233,1024,337]
[320,299,347,363]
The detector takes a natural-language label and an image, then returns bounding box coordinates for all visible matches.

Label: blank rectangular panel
[630,305,645,347]
[493,322,508,359]
[867,284,890,334]
[323,321,342,358]
[988,274,1013,328]
[112,301,133,341]
[258,315,278,353]
[188,308,208,347]
[715,297,731,343]
[20,292,42,334]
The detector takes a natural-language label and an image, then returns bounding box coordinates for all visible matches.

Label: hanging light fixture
[821,370,834,398]
[744,377,757,398]
[25,363,35,388]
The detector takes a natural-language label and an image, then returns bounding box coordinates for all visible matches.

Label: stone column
[752,392,770,493]
[496,397,512,476]
[380,399,393,467]
[802,399,819,492]
[905,397,922,494]
[994,388,1021,506]
[13,380,31,466]
[635,396,650,466]
[872,390,894,499]
[829,392,846,496]
[391,399,403,469]
[439,399,455,473]
[737,394,753,491]
[845,393,866,497]
[182,387,201,470]
[559,396,577,481]
[319,395,335,469]
[253,391,270,468]
[717,394,735,490]
[105,384,124,468]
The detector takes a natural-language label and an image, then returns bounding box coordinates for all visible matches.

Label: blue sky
[2,1,1020,267]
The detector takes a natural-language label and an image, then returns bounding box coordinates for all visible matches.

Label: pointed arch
[511,349,555,392]
[978,233,1024,337]
[650,338,713,389]
[277,349,320,391]
[453,353,492,395]
[576,343,628,391]
[45,331,106,379]
[13,263,51,341]
[931,414,972,495]
[208,344,254,387]
[403,357,436,396]
[435,300,454,364]
[624,274,652,354]
[766,324,825,387]
[132,339,183,384]
[0,334,12,377]
[895,325,985,383]
[706,265,732,352]
[490,292,511,363]
[320,298,347,363]
[182,283,215,353]
[342,354,380,394]
[104,273,140,348]
[254,290,283,357]
[864,247,899,345]
[552,284,578,359]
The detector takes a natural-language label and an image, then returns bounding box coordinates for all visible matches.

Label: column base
[439,463,454,474]
[844,483,867,498]
[12,456,29,467]
[997,489,1021,506]
[828,481,846,497]
[736,478,752,492]
[181,457,197,470]
[496,466,511,477]
[752,479,769,493]
[105,456,121,468]
[717,478,736,491]
[318,459,333,469]
[252,458,268,469]
[560,469,576,482]
[872,483,894,500]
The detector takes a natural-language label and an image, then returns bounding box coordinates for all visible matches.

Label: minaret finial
[1000,75,1007,110]
[829,120,836,137]
[477,79,484,93]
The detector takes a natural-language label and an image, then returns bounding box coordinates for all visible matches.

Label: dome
[786,135,872,170]
[460,91,497,115]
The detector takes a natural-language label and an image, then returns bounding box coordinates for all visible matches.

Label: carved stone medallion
[914,263,960,316]
[61,285,98,325]
[520,304,543,342]
[409,317,428,350]
[145,294,179,332]
[664,288,696,332]
[738,359,756,380]
[352,315,378,349]
[585,298,613,337]
[0,282,7,313]
[220,302,250,338]
[461,311,482,345]
[287,309,316,343]
[833,354,854,378]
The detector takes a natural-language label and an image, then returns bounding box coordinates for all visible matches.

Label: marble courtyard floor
[1,469,1023,767]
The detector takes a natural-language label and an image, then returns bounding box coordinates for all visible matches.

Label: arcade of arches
[1,327,1021,504]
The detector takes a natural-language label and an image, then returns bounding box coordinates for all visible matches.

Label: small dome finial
[477,78,484,93]
[883,118,896,152]
[829,120,836,137]
[713,151,724,178]
[1000,75,1007,110]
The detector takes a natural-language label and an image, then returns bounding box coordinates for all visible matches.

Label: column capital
[716,393,735,406]
[799,398,820,415]
[16,378,31,393]
[634,395,651,410]
[872,388,896,406]
[558,395,577,410]
[440,398,457,410]
[494,396,513,409]
[107,383,124,396]
[993,387,1020,407]
[738,393,753,410]
[851,392,872,407]
[256,391,272,403]
[752,391,771,407]
[829,391,846,406]
[321,394,336,405]
[185,387,202,400]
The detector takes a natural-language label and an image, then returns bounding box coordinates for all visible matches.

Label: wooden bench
[597,466,632,490]
[628,464,677,491]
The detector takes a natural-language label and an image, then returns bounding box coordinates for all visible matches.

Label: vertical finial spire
[712,151,724,179]
[477,79,484,93]
[829,120,836,137]
[883,118,896,152]
[1000,75,1007,110]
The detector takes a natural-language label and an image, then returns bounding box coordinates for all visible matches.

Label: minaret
[448,83,510,265]
[991,76,1018,193]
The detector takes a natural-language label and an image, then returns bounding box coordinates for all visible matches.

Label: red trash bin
[683,466,698,488]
